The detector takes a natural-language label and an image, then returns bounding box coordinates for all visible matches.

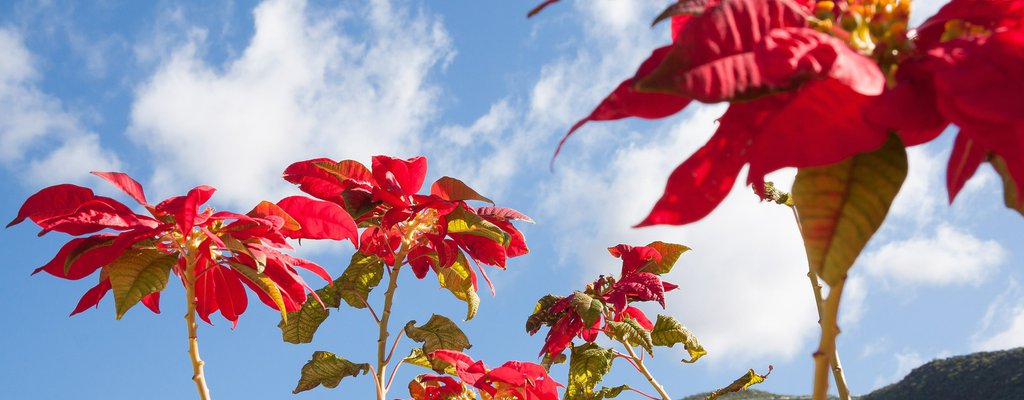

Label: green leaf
[334,252,385,309]
[247,200,301,231]
[435,251,481,320]
[292,351,370,394]
[278,284,340,344]
[526,294,565,334]
[404,314,472,355]
[229,261,288,322]
[570,291,605,327]
[643,241,690,275]
[446,206,509,246]
[404,348,457,375]
[595,385,630,399]
[564,343,616,399]
[705,366,773,400]
[650,314,707,363]
[793,134,907,286]
[991,155,1024,216]
[606,316,654,356]
[106,247,176,319]
[431,176,494,204]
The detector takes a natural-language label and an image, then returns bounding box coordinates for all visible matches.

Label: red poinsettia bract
[553,0,888,226]
[871,0,1024,209]
[408,350,561,400]
[9,172,356,326]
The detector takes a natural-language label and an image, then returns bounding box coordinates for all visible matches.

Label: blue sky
[1,0,1021,399]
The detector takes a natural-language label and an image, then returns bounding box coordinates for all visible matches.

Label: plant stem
[813,279,845,400]
[790,207,852,400]
[184,254,212,400]
[622,341,671,400]
[376,244,409,400]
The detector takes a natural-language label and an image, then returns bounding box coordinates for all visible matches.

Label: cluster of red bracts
[409,350,560,400]
[284,155,531,296]
[530,244,677,358]
[553,0,1024,225]
[10,172,353,326]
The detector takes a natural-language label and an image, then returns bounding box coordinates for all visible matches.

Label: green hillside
[682,347,1024,400]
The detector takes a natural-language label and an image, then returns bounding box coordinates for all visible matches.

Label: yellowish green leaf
[106,247,175,319]
[643,241,690,275]
[292,351,370,394]
[596,385,630,399]
[435,252,480,320]
[705,366,773,400]
[651,314,706,363]
[278,284,340,344]
[334,252,385,309]
[793,135,907,286]
[565,343,616,399]
[221,235,265,273]
[447,206,509,246]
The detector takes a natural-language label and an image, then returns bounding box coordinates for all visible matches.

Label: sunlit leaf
[222,234,265,273]
[436,251,481,320]
[606,316,654,356]
[91,171,148,206]
[643,241,690,275]
[564,342,616,399]
[650,314,706,363]
[334,252,385,309]
[705,366,773,400]
[405,314,472,355]
[447,206,510,246]
[246,201,301,231]
[106,247,176,319]
[793,134,908,286]
[541,352,567,371]
[292,351,370,394]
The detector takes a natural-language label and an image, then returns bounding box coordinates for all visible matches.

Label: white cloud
[840,274,869,326]
[0,27,121,185]
[861,224,1006,287]
[972,279,1024,351]
[128,0,452,207]
[889,146,942,226]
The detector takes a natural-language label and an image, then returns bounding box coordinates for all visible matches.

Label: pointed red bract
[8,184,95,228]
[92,171,148,205]
[276,196,358,244]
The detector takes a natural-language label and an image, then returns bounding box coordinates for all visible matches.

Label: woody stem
[184,252,212,400]
[376,243,410,400]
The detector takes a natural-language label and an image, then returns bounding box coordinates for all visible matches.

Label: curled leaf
[292,351,370,394]
[651,314,707,363]
[705,366,773,400]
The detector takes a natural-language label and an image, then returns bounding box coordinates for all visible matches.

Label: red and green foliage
[533,0,1023,398]
[9,171,350,325]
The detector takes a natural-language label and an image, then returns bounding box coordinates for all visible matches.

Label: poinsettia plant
[274,155,536,400]
[533,0,1024,399]
[8,172,356,399]
[525,241,771,400]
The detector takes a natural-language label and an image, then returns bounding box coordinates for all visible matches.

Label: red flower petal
[91,171,148,206]
[276,196,358,244]
[9,184,95,228]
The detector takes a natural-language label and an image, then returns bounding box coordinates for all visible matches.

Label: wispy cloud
[861,224,1006,287]
[972,279,1024,351]
[0,27,121,185]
